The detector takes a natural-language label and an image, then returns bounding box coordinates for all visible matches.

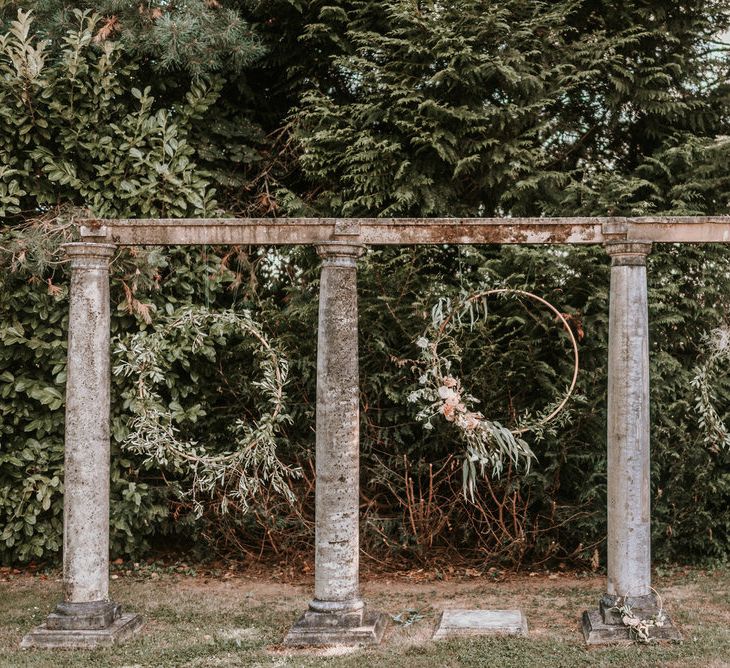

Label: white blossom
[438,386,457,401]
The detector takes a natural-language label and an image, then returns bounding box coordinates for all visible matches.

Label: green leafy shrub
[0,8,224,562]
[0,9,216,219]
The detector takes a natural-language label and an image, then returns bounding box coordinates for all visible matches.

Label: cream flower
[438,386,457,401]
[462,413,481,430]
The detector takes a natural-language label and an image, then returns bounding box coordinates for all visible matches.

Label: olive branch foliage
[113,306,300,518]
[691,326,730,453]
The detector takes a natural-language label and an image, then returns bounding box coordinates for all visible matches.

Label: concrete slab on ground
[433,609,528,639]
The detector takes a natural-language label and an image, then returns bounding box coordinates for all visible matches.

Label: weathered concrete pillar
[285,243,386,646]
[22,243,141,649]
[605,241,653,602]
[582,241,679,643]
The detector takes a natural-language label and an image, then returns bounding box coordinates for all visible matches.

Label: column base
[284,608,387,647]
[46,600,121,630]
[582,593,682,644]
[21,612,142,649]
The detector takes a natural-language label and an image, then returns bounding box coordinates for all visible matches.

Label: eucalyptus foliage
[409,301,537,497]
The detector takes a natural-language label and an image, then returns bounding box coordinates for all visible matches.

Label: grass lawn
[0,563,728,667]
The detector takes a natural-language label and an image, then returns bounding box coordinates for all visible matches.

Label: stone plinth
[582,593,681,644]
[284,609,387,647]
[433,610,528,639]
[21,613,142,649]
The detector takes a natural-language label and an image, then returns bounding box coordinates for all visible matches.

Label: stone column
[605,241,653,603]
[582,241,679,643]
[22,243,141,649]
[285,243,386,646]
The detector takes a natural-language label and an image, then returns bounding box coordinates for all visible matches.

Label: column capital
[315,242,366,268]
[604,240,652,267]
[63,242,116,270]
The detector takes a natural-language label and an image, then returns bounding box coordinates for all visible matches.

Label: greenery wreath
[691,325,730,453]
[408,289,579,500]
[113,305,300,517]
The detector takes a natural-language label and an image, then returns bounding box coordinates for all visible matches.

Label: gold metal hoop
[435,289,579,434]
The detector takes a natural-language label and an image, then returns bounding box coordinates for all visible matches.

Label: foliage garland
[409,289,579,500]
[113,305,300,517]
[691,326,730,453]
[611,588,668,644]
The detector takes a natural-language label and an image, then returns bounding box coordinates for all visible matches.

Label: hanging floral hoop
[409,289,580,498]
[435,289,579,435]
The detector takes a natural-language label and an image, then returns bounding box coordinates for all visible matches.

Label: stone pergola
[21,215,730,648]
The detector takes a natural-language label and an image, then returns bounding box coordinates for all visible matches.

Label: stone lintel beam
[78,215,730,246]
